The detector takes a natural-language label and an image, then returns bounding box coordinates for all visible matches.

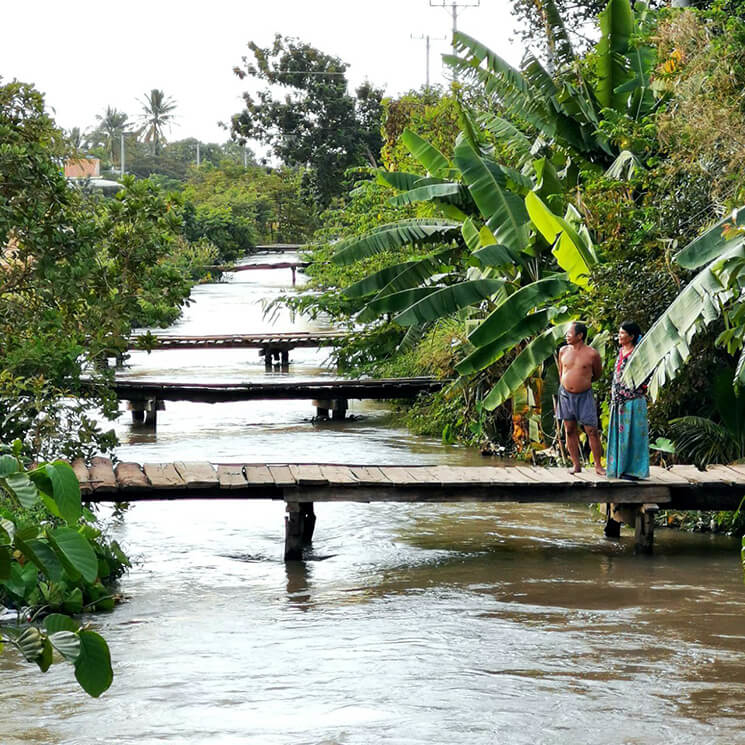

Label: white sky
[1,0,525,146]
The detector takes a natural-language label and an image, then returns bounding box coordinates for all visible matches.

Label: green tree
[230,34,384,207]
[138,88,177,156]
[92,106,130,166]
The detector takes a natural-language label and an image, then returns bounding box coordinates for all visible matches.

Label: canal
[2,253,745,745]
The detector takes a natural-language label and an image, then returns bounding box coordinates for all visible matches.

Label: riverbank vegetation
[280,0,745,536]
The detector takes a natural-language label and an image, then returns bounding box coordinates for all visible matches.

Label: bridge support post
[331,399,348,421]
[291,266,297,285]
[129,398,161,429]
[284,501,316,560]
[634,503,657,555]
[607,503,657,553]
[261,347,272,370]
[281,349,289,368]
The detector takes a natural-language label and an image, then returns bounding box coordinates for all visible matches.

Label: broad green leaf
[401,129,450,176]
[0,517,14,544]
[16,626,44,663]
[332,219,460,266]
[454,138,530,253]
[0,455,19,477]
[394,279,506,325]
[473,243,519,267]
[74,630,113,697]
[15,537,64,582]
[49,631,81,662]
[375,170,421,191]
[478,113,533,167]
[359,287,439,322]
[46,527,98,584]
[526,191,596,285]
[46,462,82,525]
[674,206,745,270]
[456,308,566,375]
[63,587,84,614]
[468,276,574,347]
[596,0,635,111]
[372,248,459,298]
[622,242,745,398]
[483,323,573,410]
[1,472,39,510]
[344,260,420,298]
[388,182,466,207]
[44,613,81,634]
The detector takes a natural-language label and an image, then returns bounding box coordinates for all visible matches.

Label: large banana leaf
[454,138,530,253]
[332,218,461,266]
[468,275,574,347]
[376,171,422,191]
[674,206,745,270]
[540,0,577,71]
[482,323,573,410]
[445,34,557,140]
[401,129,450,176]
[525,191,596,285]
[388,183,470,208]
[456,307,567,375]
[596,0,635,111]
[473,243,519,268]
[622,241,745,398]
[344,260,419,298]
[372,247,459,298]
[477,113,533,168]
[359,287,441,322]
[394,279,506,325]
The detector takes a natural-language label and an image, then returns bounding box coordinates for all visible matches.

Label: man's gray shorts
[556,386,599,428]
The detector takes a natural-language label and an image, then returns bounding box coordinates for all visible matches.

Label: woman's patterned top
[611,348,647,404]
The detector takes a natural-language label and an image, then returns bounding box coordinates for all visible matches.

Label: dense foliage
[230,34,384,207]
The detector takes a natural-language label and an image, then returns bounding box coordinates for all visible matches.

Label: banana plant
[622,207,745,397]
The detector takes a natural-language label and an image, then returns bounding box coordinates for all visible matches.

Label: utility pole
[120,133,125,176]
[411,33,447,88]
[196,141,201,167]
[429,0,480,78]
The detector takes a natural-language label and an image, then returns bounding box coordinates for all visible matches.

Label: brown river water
[2,254,745,745]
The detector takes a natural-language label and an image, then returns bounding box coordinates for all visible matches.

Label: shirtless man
[557,321,605,475]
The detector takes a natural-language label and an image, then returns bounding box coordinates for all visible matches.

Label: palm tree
[93,107,130,165]
[138,89,177,155]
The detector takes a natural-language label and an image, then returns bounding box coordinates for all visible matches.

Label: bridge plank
[268,465,296,487]
[527,467,578,485]
[670,465,729,485]
[174,461,218,489]
[70,459,92,495]
[720,464,745,481]
[648,466,690,485]
[712,465,745,484]
[143,463,186,489]
[381,467,424,486]
[115,462,149,489]
[289,464,328,486]
[348,466,391,486]
[430,466,491,486]
[243,465,276,487]
[89,457,117,492]
[217,465,247,490]
[319,465,359,486]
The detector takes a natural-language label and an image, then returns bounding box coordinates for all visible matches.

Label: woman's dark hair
[620,320,643,345]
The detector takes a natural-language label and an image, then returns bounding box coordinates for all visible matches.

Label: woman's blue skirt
[607,398,649,479]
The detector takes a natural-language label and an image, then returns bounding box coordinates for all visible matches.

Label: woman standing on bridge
[607,321,649,480]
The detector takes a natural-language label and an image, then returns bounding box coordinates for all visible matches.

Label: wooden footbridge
[210,261,310,284]
[107,377,446,427]
[73,458,745,559]
[127,331,347,367]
